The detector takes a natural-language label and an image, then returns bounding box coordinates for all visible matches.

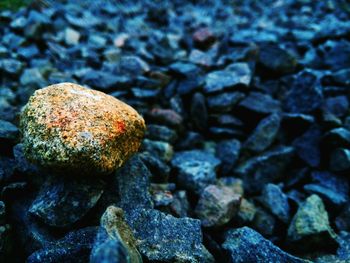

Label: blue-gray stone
[260,183,290,223]
[284,71,323,114]
[304,171,349,207]
[222,227,308,263]
[293,125,322,167]
[171,150,221,194]
[29,176,105,227]
[244,113,281,153]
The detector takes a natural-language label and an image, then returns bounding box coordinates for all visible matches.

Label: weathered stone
[238,92,281,115]
[293,125,322,167]
[29,175,105,227]
[195,184,241,227]
[287,195,338,251]
[20,83,145,175]
[215,139,241,176]
[244,113,281,153]
[234,146,294,193]
[260,183,290,223]
[330,148,350,172]
[204,63,251,93]
[258,44,297,75]
[90,206,142,263]
[0,120,18,141]
[222,227,308,263]
[27,227,98,263]
[284,71,323,114]
[304,171,349,207]
[125,208,213,262]
[171,150,221,194]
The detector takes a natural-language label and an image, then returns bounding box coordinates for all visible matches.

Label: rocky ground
[1,0,350,262]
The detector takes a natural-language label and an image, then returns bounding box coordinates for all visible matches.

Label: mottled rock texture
[20,82,146,175]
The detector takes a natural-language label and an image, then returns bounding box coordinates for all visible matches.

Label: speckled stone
[20,82,146,175]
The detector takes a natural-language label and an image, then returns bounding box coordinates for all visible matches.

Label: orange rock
[20,82,146,175]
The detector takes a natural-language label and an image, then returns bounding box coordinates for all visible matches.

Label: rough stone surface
[287,195,338,250]
[222,227,309,263]
[125,208,214,262]
[90,206,142,263]
[234,146,294,193]
[260,183,290,223]
[20,82,146,175]
[171,150,221,194]
[244,113,281,153]
[195,184,241,227]
[29,175,105,227]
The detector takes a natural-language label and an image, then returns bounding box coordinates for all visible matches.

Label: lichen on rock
[20,82,146,175]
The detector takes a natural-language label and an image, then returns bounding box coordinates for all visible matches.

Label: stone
[222,227,308,263]
[189,49,215,67]
[195,184,241,227]
[81,70,129,91]
[284,71,323,114]
[244,113,281,153]
[234,146,294,193]
[287,195,338,250]
[29,175,105,227]
[332,69,350,86]
[151,187,173,207]
[207,92,245,112]
[304,171,349,207]
[20,68,46,88]
[117,55,150,76]
[171,150,221,194]
[238,92,281,115]
[330,148,350,172]
[236,198,256,225]
[0,59,23,75]
[27,227,98,263]
[215,139,241,176]
[20,83,146,175]
[336,204,350,231]
[193,27,216,49]
[145,124,177,143]
[141,139,173,162]
[258,44,297,75]
[64,28,80,45]
[125,208,213,262]
[90,206,142,263]
[148,108,183,129]
[17,45,40,59]
[0,120,18,141]
[293,125,322,167]
[260,183,290,223]
[252,207,276,236]
[169,62,199,77]
[114,156,153,213]
[190,92,208,131]
[139,152,170,182]
[204,63,251,93]
[323,96,349,118]
[170,191,190,218]
[323,128,350,149]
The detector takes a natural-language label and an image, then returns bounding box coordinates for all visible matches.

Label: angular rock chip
[29,175,105,227]
[195,184,241,227]
[20,82,146,175]
[287,195,338,251]
[90,206,142,263]
[222,227,309,263]
[171,150,221,194]
[125,208,214,262]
